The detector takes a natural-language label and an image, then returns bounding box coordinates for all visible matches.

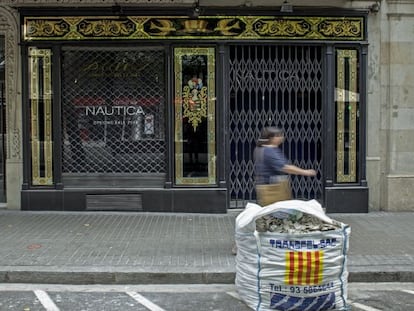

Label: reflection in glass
[182,55,208,177]
[61,48,166,177]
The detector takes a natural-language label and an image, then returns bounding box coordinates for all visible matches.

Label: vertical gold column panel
[28,47,53,185]
[174,47,216,185]
[336,49,358,183]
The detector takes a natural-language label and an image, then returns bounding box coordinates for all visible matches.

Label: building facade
[0,0,412,213]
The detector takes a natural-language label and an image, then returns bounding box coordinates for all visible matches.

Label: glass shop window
[61,47,166,175]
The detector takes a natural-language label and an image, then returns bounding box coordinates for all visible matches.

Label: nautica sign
[85,106,145,116]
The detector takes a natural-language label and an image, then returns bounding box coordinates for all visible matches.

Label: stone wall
[380,0,414,211]
[0,6,22,210]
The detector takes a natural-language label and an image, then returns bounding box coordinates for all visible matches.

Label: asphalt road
[0,283,413,311]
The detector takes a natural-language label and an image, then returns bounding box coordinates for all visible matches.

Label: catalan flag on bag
[285,251,324,285]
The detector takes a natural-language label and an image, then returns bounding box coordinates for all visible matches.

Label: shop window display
[61,48,166,175]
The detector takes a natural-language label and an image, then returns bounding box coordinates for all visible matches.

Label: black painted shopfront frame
[19,7,369,213]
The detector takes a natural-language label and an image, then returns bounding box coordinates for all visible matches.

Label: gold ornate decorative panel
[336,49,358,183]
[23,16,365,41]
[28,47,53,185]
[174,47,216,185]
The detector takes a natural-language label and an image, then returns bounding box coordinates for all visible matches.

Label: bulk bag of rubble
[235,200,351,311]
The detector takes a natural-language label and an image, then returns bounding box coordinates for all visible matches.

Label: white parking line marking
[126,291,166,311]
[34,290,60,311]
[348,299,382,311]
[402,289,414,295]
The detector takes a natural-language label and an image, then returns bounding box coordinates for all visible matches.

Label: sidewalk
[0,209,413,284]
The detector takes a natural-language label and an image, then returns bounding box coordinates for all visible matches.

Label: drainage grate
[86,194,143,211]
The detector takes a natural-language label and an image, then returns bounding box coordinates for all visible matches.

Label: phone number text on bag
[269,282,335,294]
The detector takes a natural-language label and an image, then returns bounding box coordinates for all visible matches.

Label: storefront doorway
[228,45,323,208]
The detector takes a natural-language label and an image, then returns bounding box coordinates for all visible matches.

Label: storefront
[16,7,370,213]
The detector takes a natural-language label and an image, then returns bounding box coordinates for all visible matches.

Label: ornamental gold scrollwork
[319,20,361,38]
[336,49,358,183]
[23,16,364,41]
[77,19,136,37]
[174,47,216,185]
[254,19,311,37]
[214,19,242,36]
[29,48,54,185]
[149,19,176,36]
[182,78,208,131]
[26,19,70,37]
[148,18,242,36]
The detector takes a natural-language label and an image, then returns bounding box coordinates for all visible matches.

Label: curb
[0,271,235,285]
[0,269,413,285]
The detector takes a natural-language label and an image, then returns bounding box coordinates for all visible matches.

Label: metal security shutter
[61,47,166,180]
[229,45,323,208]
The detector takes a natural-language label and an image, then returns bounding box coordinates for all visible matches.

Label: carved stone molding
[0,6,21,160]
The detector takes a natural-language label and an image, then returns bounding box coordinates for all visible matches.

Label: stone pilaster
[382,0,414,211]
[0,5,22,209]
